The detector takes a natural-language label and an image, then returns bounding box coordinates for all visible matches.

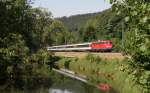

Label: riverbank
[53,68,87,83]
[57,54,143,93]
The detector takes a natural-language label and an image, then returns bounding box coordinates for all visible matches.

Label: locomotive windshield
[94,41,112,44]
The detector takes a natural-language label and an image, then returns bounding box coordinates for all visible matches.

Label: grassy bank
[57,54,143,93]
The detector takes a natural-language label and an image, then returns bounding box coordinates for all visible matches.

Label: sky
[32,0,111,18]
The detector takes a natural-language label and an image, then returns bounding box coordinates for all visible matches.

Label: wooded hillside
[56,9,124,51]
[57,12,100,31]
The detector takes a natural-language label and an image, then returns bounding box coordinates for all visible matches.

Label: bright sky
[32,0,111,18]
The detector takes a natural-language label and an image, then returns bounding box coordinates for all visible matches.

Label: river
[1,71,117,93]
[49,71,117,93]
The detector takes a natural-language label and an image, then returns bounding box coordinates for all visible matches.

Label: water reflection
[49,89,72,93]
[2,71,116,93]
[49,73,103,93]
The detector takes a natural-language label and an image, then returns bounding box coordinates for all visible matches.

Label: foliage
[0,0,149,92]
[0,0,54,90]
[31,49,50,65]
[110,0,150,92]
[82,19,97,42]
[29,8,53,50]
[56,0,150,91]
[58,56,142,93]
[49,20,69,45]
[0,34,29,85]
[57,12,98,32]
[58,9,125,51]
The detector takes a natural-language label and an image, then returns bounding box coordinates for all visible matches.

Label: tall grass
[57,54,143,93]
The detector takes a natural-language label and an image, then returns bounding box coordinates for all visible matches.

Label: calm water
[1,72,116,93]
[48,72,116,93]
[49,75,101,93]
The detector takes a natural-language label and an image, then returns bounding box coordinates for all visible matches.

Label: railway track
[54,52,124,60]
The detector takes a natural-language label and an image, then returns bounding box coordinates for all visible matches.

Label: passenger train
[47,40,113,52]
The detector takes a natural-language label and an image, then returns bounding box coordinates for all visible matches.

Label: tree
[110,0,150,92]
[29,8,53,50]
[0,0,54,88]
[111,0,150,67]
[50,20,68,45]
[0,34,29,85]
[82,19,97,42]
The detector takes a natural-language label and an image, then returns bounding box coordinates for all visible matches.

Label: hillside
[57,9,112,31]
[55,8,124,51]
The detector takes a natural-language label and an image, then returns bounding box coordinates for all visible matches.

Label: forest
[57,9,124,51]
[0,0,150,92]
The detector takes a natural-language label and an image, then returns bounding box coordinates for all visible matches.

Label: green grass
[57,54,143,93]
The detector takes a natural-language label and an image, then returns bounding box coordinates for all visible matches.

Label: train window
[109,41,112,44]
[66,46,74,48]
[76,44,89,47]
[94,42,105,44]
[104,42,110,44]
[105,41,112,44]
[94,41,112,44]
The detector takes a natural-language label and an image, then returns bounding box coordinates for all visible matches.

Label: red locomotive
[47,40,113,52]
[91,40,112,51]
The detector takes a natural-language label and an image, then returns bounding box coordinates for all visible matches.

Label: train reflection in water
[49,89,72,93]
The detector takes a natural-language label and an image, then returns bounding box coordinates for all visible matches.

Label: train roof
[48,42,91,48]
[92,40,112,43]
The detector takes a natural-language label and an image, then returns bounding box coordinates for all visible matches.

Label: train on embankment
[47,40,113,52]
